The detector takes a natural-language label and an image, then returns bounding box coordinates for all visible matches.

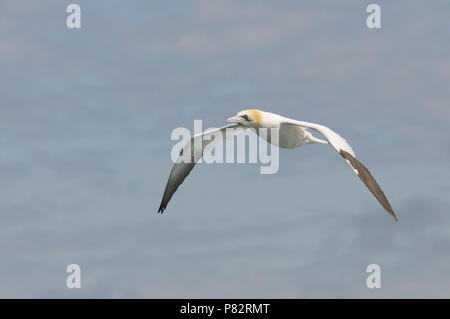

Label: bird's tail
[309,134,328,144]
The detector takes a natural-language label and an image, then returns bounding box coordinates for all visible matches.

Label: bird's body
[252,111,327,148]
[158,109,398,221]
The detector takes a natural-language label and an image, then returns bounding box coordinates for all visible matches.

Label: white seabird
[158,109,398,221]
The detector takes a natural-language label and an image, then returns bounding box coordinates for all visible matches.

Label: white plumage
[158,109,397,221]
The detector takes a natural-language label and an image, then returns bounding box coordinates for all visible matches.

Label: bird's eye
[241,114,249,121]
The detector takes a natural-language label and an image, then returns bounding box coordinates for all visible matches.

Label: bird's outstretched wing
[158,123,242,213]
[282,118,398,221]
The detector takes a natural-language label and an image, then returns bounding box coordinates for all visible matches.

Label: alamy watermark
[366,264,381,288]
[66,4,81,29]
[66,264,81,288]
[366,4,381,29]
[170,120,279,174]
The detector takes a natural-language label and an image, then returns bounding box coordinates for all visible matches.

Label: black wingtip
[384,204,398,222]
[157,205,165,214]
[339,150,398,222]
[392,213,399,222]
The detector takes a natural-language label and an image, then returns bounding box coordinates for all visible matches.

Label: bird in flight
[158,109,397,221]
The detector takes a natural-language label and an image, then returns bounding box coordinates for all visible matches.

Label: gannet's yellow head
[227,109,262,127]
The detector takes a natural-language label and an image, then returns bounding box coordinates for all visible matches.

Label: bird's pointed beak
[227,115,245,124]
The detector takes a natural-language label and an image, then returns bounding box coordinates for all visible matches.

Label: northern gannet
[158,109,398,221]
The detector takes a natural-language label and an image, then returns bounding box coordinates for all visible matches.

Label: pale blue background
[1,0,450,298]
